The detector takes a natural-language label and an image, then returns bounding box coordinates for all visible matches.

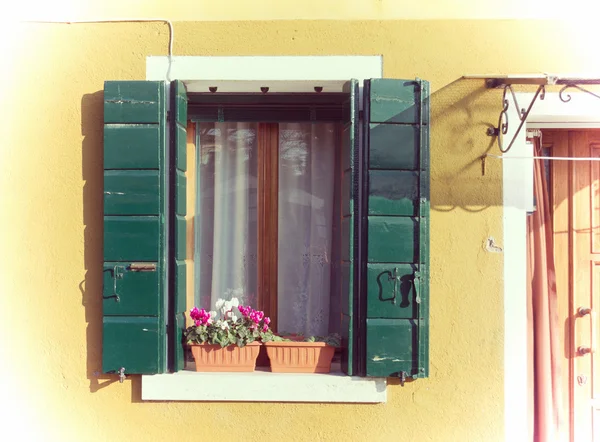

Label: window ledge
[141,367,387,403]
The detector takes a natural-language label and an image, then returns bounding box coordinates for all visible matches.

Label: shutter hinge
[118,367,126,383]
[413,271,421,304]
[419,197,427,220]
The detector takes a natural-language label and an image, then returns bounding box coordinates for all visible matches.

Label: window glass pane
[196,123,259,309]
[277,123,337,336]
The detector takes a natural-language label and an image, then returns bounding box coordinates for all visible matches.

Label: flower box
[184,296,274,373]
[264,341,336,373]
[189,341,261,372]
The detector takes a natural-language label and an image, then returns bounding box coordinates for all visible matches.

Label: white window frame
[503,91,600,441]
[143,55,386,403]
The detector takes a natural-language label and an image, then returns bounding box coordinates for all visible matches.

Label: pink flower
[264,317,271,326]
[190,307,201,321]
[191,307,212,326]
[238,305,252,318]
[249,310,264,324]
[262,324,269,332]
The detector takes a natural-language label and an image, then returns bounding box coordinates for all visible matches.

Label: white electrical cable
[22,19,174,80]
[486,154,600,161]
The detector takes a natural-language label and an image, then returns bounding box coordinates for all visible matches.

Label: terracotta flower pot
[189,341,261,372]
[264,341,336,373]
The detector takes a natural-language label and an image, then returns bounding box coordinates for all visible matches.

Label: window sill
[141,363,387,403]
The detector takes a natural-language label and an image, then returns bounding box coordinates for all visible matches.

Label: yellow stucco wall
[1,18,599,442]
[11,0,600,20]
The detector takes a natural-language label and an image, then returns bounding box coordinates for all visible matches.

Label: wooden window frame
[191,100,345,333]
[257,123,279,330]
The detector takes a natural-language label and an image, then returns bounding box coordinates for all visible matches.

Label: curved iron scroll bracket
[486,79,600,156]
[559,83,600,103]
[486,84,546,154]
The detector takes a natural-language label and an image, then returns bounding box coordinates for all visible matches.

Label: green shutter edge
[340,79,360,376]
[169,80,188,372]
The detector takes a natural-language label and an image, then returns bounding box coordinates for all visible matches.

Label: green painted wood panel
[102,316,161,374]
[368,170,418,216]
[174,313,186,372]
[176,171,186,216]
[103,80,168,376]
[368,79,419,124]
[104,81,163,124]
[361,78,430,379]
[365,318,419,377]
[340,262,351,315]
[104,125,160,170]
[368,124,418,170]
[366,263,417,319]
[104,170,159,215]
[175,261,186,314]
[176,125,187,171]
[104,216,159,262]
[174,80,188,125]
[175,216,186,261]
[102,263,160,316]
[367,216,417,263]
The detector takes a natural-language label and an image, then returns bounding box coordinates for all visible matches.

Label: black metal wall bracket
[484,76,600,155]
[486,84,546,154]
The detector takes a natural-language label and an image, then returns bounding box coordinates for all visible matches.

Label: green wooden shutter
[360,78,430,379]
[103,80,187,375]
[170,80,188,372]
[340,79,360,375]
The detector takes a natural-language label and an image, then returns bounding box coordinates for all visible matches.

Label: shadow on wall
[430,78,502,212]
[81,91,142,402]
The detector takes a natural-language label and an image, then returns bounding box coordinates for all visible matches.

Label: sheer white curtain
[277,123,336,336]
[196,122,258,310]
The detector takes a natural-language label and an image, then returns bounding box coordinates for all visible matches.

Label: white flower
[221,301,232,316]
[215,299,225,310]
[230,297,240,308]
[220,321,229,330]
[229,313,238,322]
[209,310,217,319]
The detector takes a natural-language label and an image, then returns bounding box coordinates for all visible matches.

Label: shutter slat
[104,125,160,169]
[104,170,160,215]
[103,216,159,262]
[368,170,418,216]
[103,317,160,374]
[104,82,162,124]
[102,263,159,316]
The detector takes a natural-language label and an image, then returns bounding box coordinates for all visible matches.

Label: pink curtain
[527,137,564,442]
